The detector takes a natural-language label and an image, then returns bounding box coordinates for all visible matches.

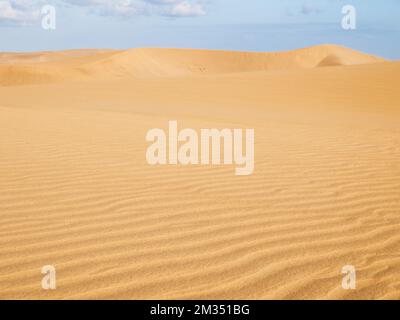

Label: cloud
[145,0,205,17]
[63,0,145,17]
[284,2,322,18]
[63,0,206,18]
[0,0,207,26]
[161,1,206,17]
[0,0,43,26]
[301,3,321,15]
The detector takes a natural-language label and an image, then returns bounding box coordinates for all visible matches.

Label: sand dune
[0,45,399,300]
[88,44,384,76]
[0,45,384,85]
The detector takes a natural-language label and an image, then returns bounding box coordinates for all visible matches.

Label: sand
[0,45,399,299]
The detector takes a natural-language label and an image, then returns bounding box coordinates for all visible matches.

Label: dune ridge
[0,44,385,85]
[0,45,399,300]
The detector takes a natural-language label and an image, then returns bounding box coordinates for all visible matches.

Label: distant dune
[0,45,385,85]
[0,45,399,300]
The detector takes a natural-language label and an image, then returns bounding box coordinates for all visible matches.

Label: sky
[0,0,400,58]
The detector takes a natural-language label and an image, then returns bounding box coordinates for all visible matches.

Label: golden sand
[0,45,399,299]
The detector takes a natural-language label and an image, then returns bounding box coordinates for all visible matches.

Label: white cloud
[0,0,43,26]
[64,0,145,17]
[0,0,207,26]
[63,0,206,18]
[163,1,206,17]
[301,3,321,15]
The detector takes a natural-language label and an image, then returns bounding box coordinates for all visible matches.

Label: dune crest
[0,45,385,85]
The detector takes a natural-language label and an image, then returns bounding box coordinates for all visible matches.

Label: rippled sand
[0,45,399,299]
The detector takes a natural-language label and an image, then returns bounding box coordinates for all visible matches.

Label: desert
[0,44,399,299]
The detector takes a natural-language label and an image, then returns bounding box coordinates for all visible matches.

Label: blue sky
[1,0,400,58]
